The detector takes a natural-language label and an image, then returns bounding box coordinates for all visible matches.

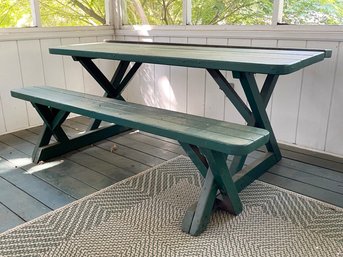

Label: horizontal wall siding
[0,33,115,134]
[115,29,343,158]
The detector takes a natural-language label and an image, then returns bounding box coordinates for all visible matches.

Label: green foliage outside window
[0,0,32,28]
[40,0,105,26]
[283,0,343,25]
[124,0,343,25]
[0,0,105,28]
[191,0,273,25]
[0,0,342,28]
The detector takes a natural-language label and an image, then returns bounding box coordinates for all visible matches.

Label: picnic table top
[49,41,332,75]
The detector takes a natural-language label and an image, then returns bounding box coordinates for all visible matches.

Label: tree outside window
[123,0,343,25]
[0,0,106,28]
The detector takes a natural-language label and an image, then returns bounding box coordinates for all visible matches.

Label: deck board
[0,203,24,232]
[0,116,342,233]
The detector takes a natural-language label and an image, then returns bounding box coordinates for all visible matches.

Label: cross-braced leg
[181,146,242,236]
[31,103,70,162]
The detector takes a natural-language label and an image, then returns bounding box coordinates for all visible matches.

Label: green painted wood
[238,72,281,161]
[188,168,218,236]
[33,124,129,163]
[201,149,243,215]
[11,86,270,156]
[179,143,208,178]
[49,41,330,75]
[233,152,277,192]
[0,203,24,233]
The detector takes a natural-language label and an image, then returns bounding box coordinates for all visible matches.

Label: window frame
[120,0,343,27]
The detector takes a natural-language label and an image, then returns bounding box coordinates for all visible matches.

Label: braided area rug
[0,156,342,257]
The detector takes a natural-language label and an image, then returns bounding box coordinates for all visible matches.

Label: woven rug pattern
[0,156,342,256]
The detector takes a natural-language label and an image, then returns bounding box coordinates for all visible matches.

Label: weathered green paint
[50,41,331,75]
[188,168,218,236]
[239,72,282,162]
[201,148,242,215]
[11,86,270,157]
[179,142,208,177]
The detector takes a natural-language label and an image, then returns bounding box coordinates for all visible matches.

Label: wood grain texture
[49,41,329,75]
[11,86,270,155]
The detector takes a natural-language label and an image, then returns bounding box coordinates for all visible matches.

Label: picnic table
[12,41,331,235]
[49,40,331,173]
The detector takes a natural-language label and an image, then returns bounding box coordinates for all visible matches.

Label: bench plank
[11,86,269,156]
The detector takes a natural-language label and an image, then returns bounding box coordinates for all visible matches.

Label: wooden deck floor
[0,116,342,233]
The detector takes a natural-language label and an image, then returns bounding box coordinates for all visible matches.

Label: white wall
[0,27,116,135]
[116,26,343,158]
[0,25,342,159]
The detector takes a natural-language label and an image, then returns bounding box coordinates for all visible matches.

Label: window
[39,0,106,27]
[124,0,183,25]
[282,0,343,25]
[0,0,106,28]
[191,0,273,25]
[123,0,343,25]
[0,0,32,28]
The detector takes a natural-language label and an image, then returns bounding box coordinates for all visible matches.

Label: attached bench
[11,86,272,236]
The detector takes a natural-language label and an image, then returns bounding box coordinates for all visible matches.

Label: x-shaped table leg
[74,57,142,130]
[180,145,242,236]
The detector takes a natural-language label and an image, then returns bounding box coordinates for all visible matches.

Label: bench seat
[11,86,269,156]
[11,85,271,236]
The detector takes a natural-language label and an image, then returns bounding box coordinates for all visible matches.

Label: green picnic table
[48,40,331,176]
[12,41,331,235]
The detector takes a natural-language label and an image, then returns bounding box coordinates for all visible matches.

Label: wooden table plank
[50,41,330,75]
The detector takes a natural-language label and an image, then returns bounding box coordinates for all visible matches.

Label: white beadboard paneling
[40,38,66,89]
[225,38,251,125]
[17,40,45,127]
[134,37,155,105]
[97,35,118,83]
[153,37,171,109]
[0,41,28,132]
[121,36,143,104]
[271,40,306,143]
[296,41,339,150]
[204,38,227,120]
[170,37,187,112]
[187,37,206,116]
[61,37,84,93]
[0,99,6,134]
[325,42,343,156]
[153,36,171,108]
[251,39,278,118]
[80,37,103,96]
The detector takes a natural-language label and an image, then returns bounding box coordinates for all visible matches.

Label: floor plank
[259,172,343,208]
[0,177,51,221]
[0,158,75,210]
[0,203,24,233]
